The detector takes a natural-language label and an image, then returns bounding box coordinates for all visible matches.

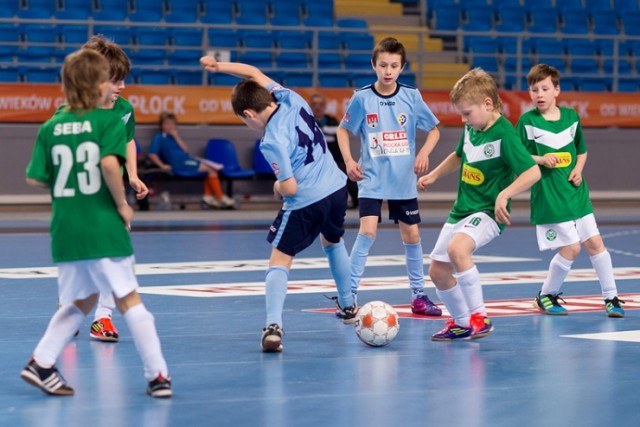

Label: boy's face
[161,118,177,134]
[309,96,326,118]
[106,79,126,104]
[372,52,404,88]
[454,99,493,131]
[98,80,113,106]
[528,76,559,114]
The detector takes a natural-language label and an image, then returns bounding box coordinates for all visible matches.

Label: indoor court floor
[1,206,639,427]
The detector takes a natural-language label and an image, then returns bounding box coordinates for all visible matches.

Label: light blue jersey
[341,83,439,200]
[260,83,347,210]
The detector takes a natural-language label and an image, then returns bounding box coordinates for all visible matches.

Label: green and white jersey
[516,106,591,224]
[449,115,536,232]
[26,108,133,263]
[111,96,135,142]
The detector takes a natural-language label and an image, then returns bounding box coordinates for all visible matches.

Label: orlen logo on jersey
[366,113,379,128]
[382,130,407,141]
[462,164,484,185]
[544,152,572,168]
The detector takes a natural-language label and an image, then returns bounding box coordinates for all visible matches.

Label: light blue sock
[265,266,289,327]
[323,240,354,308]
[350,233,375,293]
[404,240,425,296]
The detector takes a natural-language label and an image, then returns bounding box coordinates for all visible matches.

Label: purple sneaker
[411,294,442,316]
[469,313,494,339]
[431,319,472,341]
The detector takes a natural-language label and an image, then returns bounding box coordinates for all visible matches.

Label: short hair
[158,111,177,128]
[82,35,130,81]
[450,68,503,112]
[231,79,275,117]
[62,49,110,111]
[527,63,560,88]
[372,37,406,67]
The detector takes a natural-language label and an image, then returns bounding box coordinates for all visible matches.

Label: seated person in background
[147,111,235,209]
[310,93,358,208]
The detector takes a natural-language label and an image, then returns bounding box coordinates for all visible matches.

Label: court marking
[306,293,640,320]
[133,267,640,298]
[562,330,640,343]
[0,254,538,279]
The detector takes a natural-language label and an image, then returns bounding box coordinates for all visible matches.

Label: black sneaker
[20,358,74,396]
[146,374,172,398]
[261,323,284,352]
[327,296,359,325]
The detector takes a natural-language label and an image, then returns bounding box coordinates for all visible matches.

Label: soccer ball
[354,301,400,347]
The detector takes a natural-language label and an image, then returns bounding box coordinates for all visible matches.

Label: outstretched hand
[200,56,218,72]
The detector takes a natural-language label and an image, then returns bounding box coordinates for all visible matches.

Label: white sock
[541,253,573,296]
[94,292,115,321]
[123,303,169,381]
[454,266,486,316]
[590,250,618,300]
[33,304,85,367]
[436,285,470,326]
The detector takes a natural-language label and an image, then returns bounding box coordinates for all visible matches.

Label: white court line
[0,254,538,279]
[562,331,640,343]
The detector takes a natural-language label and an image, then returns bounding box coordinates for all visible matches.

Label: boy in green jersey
[418,68,541,341]
[80,35,148,342]
[516,64,624,318]
[21,49,171,398]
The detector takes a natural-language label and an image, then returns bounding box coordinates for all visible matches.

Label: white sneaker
[202,196,222,208]
[221,195,236,208]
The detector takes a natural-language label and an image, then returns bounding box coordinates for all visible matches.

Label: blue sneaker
[431,319,472,341]
[534,292,568,315]
[470,313,494,339]
[605,297,625,318]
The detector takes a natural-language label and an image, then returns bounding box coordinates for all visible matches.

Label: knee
[583,236,605,256]
[429,263,451,287]
[560,243,581,260]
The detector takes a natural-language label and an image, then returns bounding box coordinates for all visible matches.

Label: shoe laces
[546,292,566,307]
[263,323,283,337]
[606,296,625,308]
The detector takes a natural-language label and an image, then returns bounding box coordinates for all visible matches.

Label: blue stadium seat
[166,49,201,65]
[205,138,255,196]
[397,72,416,87]
[276,33,308,50]
[304,2,335,20]
[462,7,494,32]
[0,24,19,56]
[238,30,273,49]
[237,51,273,68]
[430,3,461,31]
[166,0,200,14]
[18,28,57,61]
[164,10,199,24]
[591,8,620,35]
[0,66,19,82]
[576,78,609,92]
[252,139,275,178]
[283,71,313,87]
[22,67,60,83]
[495,5,526,32]
[23,0,57,15]
[303,15,334,28]
[603,59,632,75]
[208,73,242,86]
[206,30,238,49]
[172,28,203,47]
[270,0,305,19]
[465,37,500,54]
[54,9,91,21]
[491,0,522,8]
[131,0,163,13]
[318,73,351,88]
[93,26,132,46]
[342,33,374,52]
[317,53,342,70]
[336,18,368,29]
[352,73,374,88]
[471,56,499,72]
[533,38,566,72]
[200,1,234,24]
[559,77,577,91]
[614,0,639,11]
[617,79,639,92]
[92,10,128,23]
[583,0,614,13]
[527,7,558,33]
[128,11,164,23]
[620,10,640,35]
[0,0,18,17]
[173,70,204,85]
[270,14,302,28]
[275,52,309,69]
[137,69,173,85]
[136,28,170,48]
[58,26,90,47]
[61,0,93,14]
[559,7,590,35]
[315,32,342,50]
[566,39,599,77]
[343,53,373,70]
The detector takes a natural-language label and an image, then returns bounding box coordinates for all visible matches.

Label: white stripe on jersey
[523,122,578,150]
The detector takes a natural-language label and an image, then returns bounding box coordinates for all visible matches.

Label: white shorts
[58,256,138,306]
[535,213,600,251]
[429,212,501,263]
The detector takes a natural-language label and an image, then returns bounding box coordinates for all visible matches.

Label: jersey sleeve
[340,91,363,134]
[502,131,537,175]
[260,137,293,181]
[148,133,162,155]
[413,90,439,131]
[25,124,51,183]
[514,115,536,154]
[572,111,587,155]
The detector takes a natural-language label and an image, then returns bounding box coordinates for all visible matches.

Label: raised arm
[200,56,274,88]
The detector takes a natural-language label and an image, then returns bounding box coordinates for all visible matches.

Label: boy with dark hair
[201,56,356,352]
[516,63,624,317]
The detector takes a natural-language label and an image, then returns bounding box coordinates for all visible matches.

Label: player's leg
[534,221,581,315]
[22,261,99,396]
[107,256,171,398]
[428,224,472,341]
[90,291,119,342]
[200,162,235,208]
[393,199,441,316]
[320,187,357,323]
[263,248,293,352]
[579,215,624,317]
[350,198,382,294]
